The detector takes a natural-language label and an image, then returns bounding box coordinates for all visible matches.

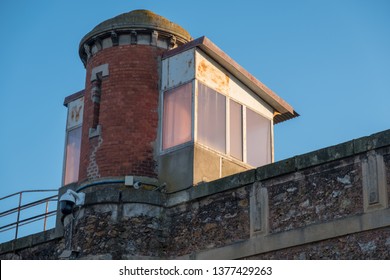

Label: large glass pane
[64,126,82,185]
[162,83,192,150]
[246,108,271,167]
[197,83,226,153]
[230,100,243,160]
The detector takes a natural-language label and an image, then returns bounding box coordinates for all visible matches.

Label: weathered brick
[79,45,163,181]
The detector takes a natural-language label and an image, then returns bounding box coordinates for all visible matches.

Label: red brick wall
[79,45,164,181]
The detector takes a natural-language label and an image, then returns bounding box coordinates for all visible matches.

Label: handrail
[0,189,58,242]
[0,196,58,217]
[0,189,58,201]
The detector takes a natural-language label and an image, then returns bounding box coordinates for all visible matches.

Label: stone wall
[266,157,363,234]
[0,229,63,260]
[246,227,390,260]
[166,186,250,257]
[1,129,390,259]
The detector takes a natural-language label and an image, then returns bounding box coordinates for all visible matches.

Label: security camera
[59,189,85,215]
[133,181,142,189]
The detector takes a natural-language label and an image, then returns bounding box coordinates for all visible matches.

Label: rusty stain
[71,105,83,122]
[67,97,84,129]
[198,60,208,73]
[198,60,230,93]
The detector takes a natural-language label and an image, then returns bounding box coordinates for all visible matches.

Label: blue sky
[0,0,389,201]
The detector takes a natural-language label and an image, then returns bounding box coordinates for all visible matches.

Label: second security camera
[59,189,85,215]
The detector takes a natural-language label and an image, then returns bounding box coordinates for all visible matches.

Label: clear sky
[0,0,389,200]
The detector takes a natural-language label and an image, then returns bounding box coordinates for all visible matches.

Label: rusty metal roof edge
[163,36,297,118]
[162,36,206,59]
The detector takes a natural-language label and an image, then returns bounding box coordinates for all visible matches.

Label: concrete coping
[182,129,390,201]
[0,228,62,255]
[257,128,390,180]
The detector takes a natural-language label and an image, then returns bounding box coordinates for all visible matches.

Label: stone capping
[80,10,191,49]
[83,187,166,207]
[79,29,188,66]
[0,228,61,255]
[180,129,390,203]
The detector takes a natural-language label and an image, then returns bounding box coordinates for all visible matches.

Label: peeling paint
[197,60,230,94]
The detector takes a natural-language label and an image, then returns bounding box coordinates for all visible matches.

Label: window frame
[160,81,195,154]
[195,81,273,167]
[159,80,273,167]
[63,125,82,185]
[62,97,84,186]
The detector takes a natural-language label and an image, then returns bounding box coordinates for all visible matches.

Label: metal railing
[0,190,58,242]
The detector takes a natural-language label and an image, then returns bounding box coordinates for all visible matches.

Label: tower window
[63,96,84,185]
[64,126,82,185]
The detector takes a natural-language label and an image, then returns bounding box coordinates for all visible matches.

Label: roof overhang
[63,90,85,107]
[163,36,299,124]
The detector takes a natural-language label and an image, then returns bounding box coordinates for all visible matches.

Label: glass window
[230,100,243,160]
[64,126,82,185]
[246,108,271,167]
[197,83,226,153]
[162,83,192,150]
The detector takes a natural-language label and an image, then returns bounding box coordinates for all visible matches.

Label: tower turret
[76,10,192,183]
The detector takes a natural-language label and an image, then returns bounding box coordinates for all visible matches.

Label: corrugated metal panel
[274,110,300,124]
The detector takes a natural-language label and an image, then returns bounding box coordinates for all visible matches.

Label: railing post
[15,192,23,239]
[43,201,49,231]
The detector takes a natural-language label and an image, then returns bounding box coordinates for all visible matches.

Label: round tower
[77,10,191,182]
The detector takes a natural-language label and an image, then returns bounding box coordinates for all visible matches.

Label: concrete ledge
[0,228,62,255]
[173,129,390,205]
[256,129,390,181]
[83,188,166,207]
[192,208,390,259]
[191,169,255,199]
[354,129,390,154]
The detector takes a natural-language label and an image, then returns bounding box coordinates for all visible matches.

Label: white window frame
[195,81,273,167]
[159,79,273,167]
[62,125,82,185]
[62,97,84,186]
[159,80,195,154]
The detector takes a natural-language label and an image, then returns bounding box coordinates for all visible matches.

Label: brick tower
[77,10,192,182]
